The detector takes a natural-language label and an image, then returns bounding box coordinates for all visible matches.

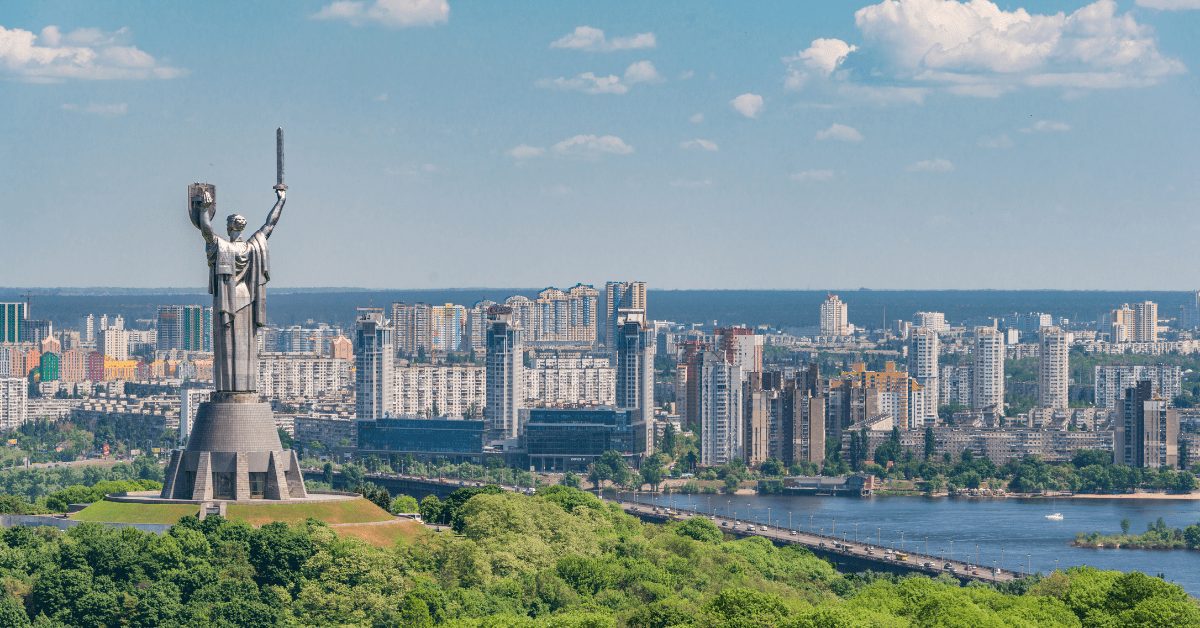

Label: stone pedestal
[161,392,308,501]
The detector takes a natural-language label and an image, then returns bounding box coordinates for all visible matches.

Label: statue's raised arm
[189,184,218,243]
[255,188,286,240]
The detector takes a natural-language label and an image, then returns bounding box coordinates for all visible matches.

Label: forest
[0,485,1194,626]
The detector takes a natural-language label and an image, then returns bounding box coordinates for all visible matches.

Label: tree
[661,424,677,457]
[419,495,443,522]
[390,494,419,514]
[759,458,784,477]
[640,460,664,491]
[248,521,315,593]
[924,426,936,460]
[676,517,723,543]
[560,471,581,489]
[322,462,334,485]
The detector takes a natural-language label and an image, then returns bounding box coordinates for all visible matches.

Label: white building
[0,377,27,432]
[354,309,394,420]
[819,294,850,337]
[1094,364,1182,410]
[1133,301,1159,343]
[179,387,213,445]
[98,327,130,360]
[257,353,351,402]
[698,351,743,466]
[485,306,524,444]
[393,364,486,418]
[914,311,948,332]
[971,326,1005,413]
[908,328,940,421]
[524,363,615,407]
[1038,327,1071,409]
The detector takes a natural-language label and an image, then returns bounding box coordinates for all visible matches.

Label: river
[620,492,1200,596]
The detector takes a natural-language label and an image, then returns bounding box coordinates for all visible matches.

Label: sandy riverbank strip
[1063,491,1200,501]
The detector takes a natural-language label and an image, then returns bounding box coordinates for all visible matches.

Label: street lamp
[855,522,860,543]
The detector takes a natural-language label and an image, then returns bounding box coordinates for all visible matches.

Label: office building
[0,378,29,432]
[484,306,523,444]
[603,281,647,348]
[615,309,656,454]
[0,302,27,344]
[971,326,1005,413]
[1094,364,1182,410]
[358,417,484,462]
[354,309,394,420]
[697,350,743,465]
[1116,380,1178,468]
[1038,327,1070,409]
[908,328,940,422]
[525,407,634,471]
[819,294,850,337]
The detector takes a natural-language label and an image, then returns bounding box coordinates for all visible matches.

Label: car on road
[922,562,934,569]
[721,521,728,527]
[747,526,756,532]
[943,563,953,571]
[790,530,797,536]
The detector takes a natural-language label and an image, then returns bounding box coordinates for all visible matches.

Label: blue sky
[1,0,1198,290]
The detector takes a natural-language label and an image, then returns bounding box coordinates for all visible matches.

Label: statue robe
[206,230,270,392]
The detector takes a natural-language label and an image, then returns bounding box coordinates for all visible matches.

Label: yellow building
[103,359,138,381]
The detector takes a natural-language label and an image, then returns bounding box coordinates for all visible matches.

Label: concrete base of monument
[159,392,308,501]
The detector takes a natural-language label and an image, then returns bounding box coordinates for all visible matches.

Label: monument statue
[192,171,284,392]
[162,129,308,502]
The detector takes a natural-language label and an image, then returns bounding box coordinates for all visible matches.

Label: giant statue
[162,129,307,502]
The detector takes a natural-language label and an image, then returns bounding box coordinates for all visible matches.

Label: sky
[1,0,1198,291]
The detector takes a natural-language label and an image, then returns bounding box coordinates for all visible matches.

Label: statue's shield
[188,183,216,229]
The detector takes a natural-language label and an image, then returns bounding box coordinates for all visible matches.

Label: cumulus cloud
[312,0,449,27]
[784,38,858,90]
[782,0,1185,101]
[790,169,836,182]
[680,138,718,152]
[550,26,655,52]
[689,113,704,124]
[551,134,634,157]
[0,25,182,82]
[670,178,713,189]
[1022,119,1071,133]
[977,134,1014,149]
[507,144,545,160]
[1136,0,1200,8]
[907,158,955,172]
[815,123,864,142]
[61,102,128,116]
[731,93,764,118]
[537,60,660,95]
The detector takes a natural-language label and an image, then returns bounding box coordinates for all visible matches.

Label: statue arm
[256,189,286,240]
[196,204,217,243]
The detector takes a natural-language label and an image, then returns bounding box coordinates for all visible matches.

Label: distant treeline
[1,289,1194,330]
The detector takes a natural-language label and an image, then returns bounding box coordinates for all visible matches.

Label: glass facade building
[524,407,633,471]
[357,417,485,462]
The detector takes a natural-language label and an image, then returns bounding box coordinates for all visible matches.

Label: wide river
[620,492,1200,596]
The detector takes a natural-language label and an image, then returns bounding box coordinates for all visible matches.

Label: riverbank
[1065,491,1200,501]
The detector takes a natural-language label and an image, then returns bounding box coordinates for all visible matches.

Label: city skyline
[3,0,1200,290]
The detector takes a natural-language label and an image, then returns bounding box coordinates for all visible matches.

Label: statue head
[226,214,247,239]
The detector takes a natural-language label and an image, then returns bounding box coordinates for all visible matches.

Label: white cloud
[689,112,704,124]
[551,134,634,157]
[61,102,128,116]
[731,93,764,118]
[373,93,389,102]
[907,158,955,172]
[790,169,835,182]
[550,26,655,52]
[1136,0,1200,9]
[670,178,713,189]
[784,38,858,90]
[507,144,545,160]
[815,123,864,142]
[0,25,182,82]
[680,138,718,152]
[1022,119,1071,133]
[784,0,1185,100]
[977,134,1014,149]
[312,0,448,27]
[537,60,660,95]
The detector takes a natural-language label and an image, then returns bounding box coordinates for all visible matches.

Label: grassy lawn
[71,501,199,525]
[226,498,393,526]
[333,519,425,547]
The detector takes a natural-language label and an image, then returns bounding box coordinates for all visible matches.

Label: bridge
[308,471,1030,584]
[618,501,1029,585]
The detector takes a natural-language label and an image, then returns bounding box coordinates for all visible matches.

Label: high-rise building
[156,305,209,352]
[429,303,467,353]
[465,300,497,354]
[1094,364,1182,410]
[914,311,948,332]
[826,362,919,431]
[716,327,763,378]
[20,320,52,344]
[484,306,523,444]
[391,302,432,358]
[83,313,95,344]
[1110,304,1135,343]
[0,378,28,432]
[394,364,486,418]
[603,281,647,348]
[971,326,1005,413]
[744,375,771,467]
[179,387,213,445]
[819,294,850,337]
[0,302,27,344]
[1132,301,1159,343]
[1038,327,1070,409]
[38,352,60,382]
[698,350,743,466]
[615,309,656,455]
[59,349,86,383]
[257,353,352,402]
[354,309,394,420]
[908,328,940,423]
[329,335,353,360]
[529,285,599,345]
[524,356,614,407]
[1116,380,1178,468]
[98,327,130,361]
